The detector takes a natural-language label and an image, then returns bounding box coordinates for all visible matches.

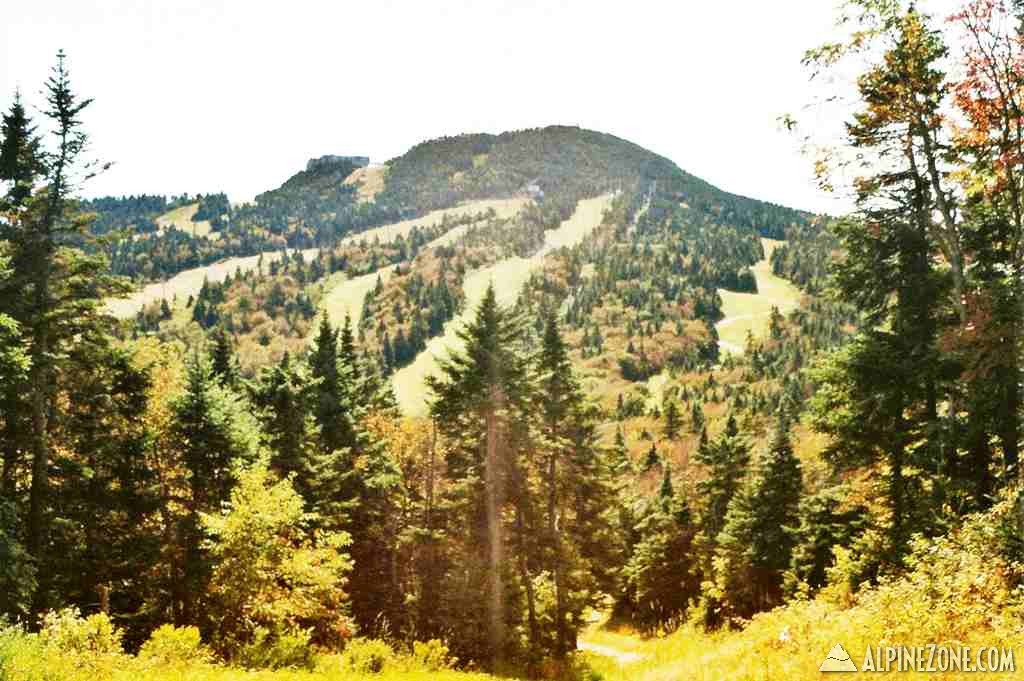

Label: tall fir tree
[428,284,532,668]
[714,414,802,620]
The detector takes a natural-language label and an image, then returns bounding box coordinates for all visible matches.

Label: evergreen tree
[664,399,681,440]
[695,416,749,543]
[0,91,44,209]
[714,415,802,620]
[533,313,619,658]
[0,52,132,615]
[168,354,261,627]
[209,328,238,387]
[308,315,356,455]
[249,352,323,506]
[428,284,532,668]
[621,483,701,629]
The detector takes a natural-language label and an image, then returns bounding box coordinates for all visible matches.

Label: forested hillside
[3,1,1024,675]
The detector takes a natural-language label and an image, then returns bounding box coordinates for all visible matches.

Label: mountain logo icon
[819,643,858,672]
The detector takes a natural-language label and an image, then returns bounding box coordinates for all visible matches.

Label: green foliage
[202,462,353,660]
[231,625,314,670]
[339,637,395,673]
[137,624,210,666]
[37,608,123,656]
[409,639,457,672]
[713,417,803,622]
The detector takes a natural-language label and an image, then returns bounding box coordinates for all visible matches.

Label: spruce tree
[169,354,261,625]
[249,352,323,506]
[428,283,531,668]
[696,415,749,542]
[309,315,356,455]
[0,53,132,615]
[715,414,802,619]
[533,313,618,657]
[209,328,237,387]
[664,399,681,440]
[0,91,43,209]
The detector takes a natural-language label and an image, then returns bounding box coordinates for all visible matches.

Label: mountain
[91,126,811,282]
[119,126,827,399]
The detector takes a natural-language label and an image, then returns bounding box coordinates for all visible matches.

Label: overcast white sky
[0,1,960,214]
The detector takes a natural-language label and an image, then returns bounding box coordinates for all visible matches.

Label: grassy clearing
[342,165,387,202]
[343,199,530,248]
[316,265,397,331]
[392,194,614,416]
[578,499,1023,681]
[715,238,801,355]
[105,248,320,319]
[311,198,530,339]
[155,202,215,238]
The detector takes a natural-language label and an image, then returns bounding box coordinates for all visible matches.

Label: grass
[343,165,387,202]
[316,265,398,331]
[715,238,802,355]
[105,248,320,319]
[156,203,215,239]
[340,199,530,248]
[311,198,531,341]
[392,194,615,416]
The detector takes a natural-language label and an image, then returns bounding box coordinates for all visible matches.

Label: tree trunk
[515,508,540,656]
[548,450,568,657]
[484,390,505,669]
[26,254,50,617]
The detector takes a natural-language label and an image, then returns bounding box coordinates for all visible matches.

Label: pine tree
[533,313,618,657]
[0,91,43,209]
[209,328,237,387]
[690,401,704,433]
[610,426,632,475]
[0,53,132,615]
[249,352,323,506]
[339,312,359,381]
[643,442,660,471]
[714,414,802,620]
[621,483,701,629]
[308,315,356,455]
[428,283,531,668]
[0,252,31,618]
[169,354,262,626]
[696,416,749,542]
[664,399,681,440]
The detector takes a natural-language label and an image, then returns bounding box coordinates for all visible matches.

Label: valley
[3,38,1020,677]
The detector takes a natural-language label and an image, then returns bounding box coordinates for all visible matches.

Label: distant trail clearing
[155,202,214,238]
[310,197,531,333]
[393,193,616,416]
[105,248,319,319]
[715,237,801,355]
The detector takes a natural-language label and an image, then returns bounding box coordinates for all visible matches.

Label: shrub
[203,463,353,661]
[38,608,123,656]
[340,637,395,673]
[409,638,456,671]
[137,624,210,666]
[232,625,313,670]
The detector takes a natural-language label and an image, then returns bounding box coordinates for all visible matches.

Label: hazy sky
[0,1,958,214]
